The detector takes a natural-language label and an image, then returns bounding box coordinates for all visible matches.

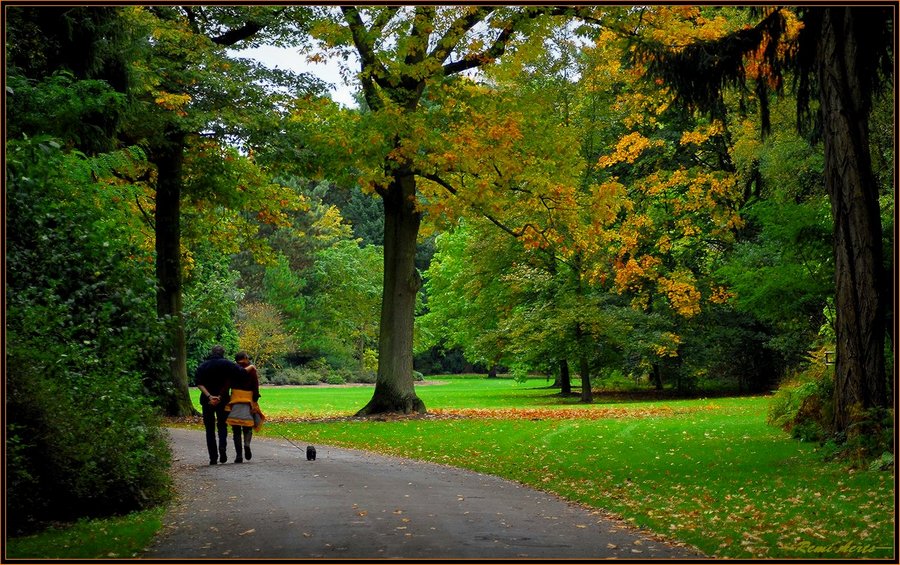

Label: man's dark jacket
[195,355,244,406]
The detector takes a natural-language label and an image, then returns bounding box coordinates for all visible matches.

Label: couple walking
[195,345,266,465]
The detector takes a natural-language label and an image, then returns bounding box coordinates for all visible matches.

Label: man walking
[196,345,245,465]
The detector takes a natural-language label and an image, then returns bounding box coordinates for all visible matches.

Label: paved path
[143,428,703,560]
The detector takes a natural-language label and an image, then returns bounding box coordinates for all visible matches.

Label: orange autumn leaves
[419,19,745,325]
[416,101,739,323]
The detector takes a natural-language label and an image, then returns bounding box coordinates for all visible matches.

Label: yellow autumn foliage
[236,302,294,369]
[657,275,702,318]
[598,132,665,168]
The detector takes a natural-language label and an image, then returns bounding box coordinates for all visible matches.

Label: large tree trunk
[578,353,592,404]
[818,8,888,433]
[357,168,426,415]
[153,132,195,417]
[575,323,593,404]
[651,363,663,391]
[560,359,572,395]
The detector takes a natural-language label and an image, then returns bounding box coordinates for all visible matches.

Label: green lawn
[5,507,165,559]
[232,375,702,416]
[12,377,893,560]
[241,375,570,416]
[244,377,894,560]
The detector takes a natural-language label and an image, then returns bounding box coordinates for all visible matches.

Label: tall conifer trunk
[153,132,194,417]
[818,8,888,432]
[356,168,426,415]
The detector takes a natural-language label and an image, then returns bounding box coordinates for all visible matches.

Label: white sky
[234,44,360,108]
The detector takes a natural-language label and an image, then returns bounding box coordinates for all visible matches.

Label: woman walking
[224,352,264,463]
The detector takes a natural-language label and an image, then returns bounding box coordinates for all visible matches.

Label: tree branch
[212,23,262,46]
[371,6,402,36]
[210,20,267,46]
[135,194,155,229]
[341,5,393,105]
[428,6,495,66]
[406,5,436,66]
[183,6,200,35]
[424,172,573,268]
[442,21,517,76]
[441,6,586,76]
[422,172,527,240]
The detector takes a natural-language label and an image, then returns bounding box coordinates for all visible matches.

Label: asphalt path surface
[143,427,703,560]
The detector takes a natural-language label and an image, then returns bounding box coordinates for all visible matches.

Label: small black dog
[306,445,316,461]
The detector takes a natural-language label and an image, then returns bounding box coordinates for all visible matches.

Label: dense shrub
[821,406,895,468]
[6,137,172,534]
[267,367,322,386]
[765,347,894,467]
[265,363,379,385]
[326,372,348,385]
[355,370,378,384]
[767,353,834,443]
[414,345,486,375]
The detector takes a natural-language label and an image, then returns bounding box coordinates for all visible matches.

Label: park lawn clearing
[246,378,894,560]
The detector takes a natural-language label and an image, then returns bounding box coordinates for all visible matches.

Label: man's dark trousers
[202,402,229,462]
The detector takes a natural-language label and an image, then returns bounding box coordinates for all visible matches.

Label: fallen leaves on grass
[195,405,713,425]
[164,403,716,426]
[429,406,710,421]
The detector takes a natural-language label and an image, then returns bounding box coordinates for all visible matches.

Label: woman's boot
[233,426,243,463]
[244,428,252,460]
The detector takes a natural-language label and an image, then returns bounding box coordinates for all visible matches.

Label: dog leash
[270,427,316,459]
